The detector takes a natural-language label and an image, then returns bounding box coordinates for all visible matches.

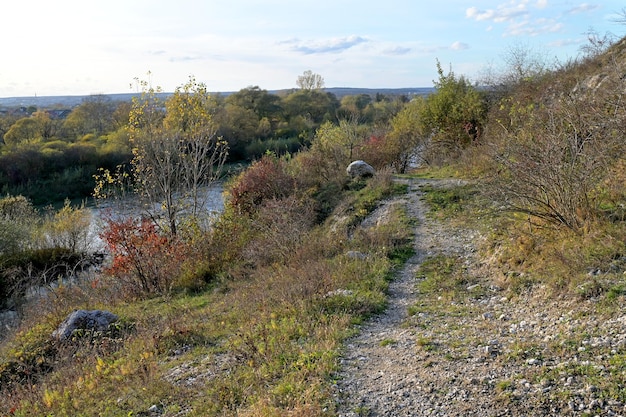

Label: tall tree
[215,103,258,160]
[2,111,54,145]
[283,89,339,126]
[128,77,228,236]
[296,70,325,90]
[163,78,227,220]
[225,86,282,119]
[3,118,40,145]
[63,94,117,138]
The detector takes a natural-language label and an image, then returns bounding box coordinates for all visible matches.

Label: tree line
[0,73,410,205]
[0,66,485,308]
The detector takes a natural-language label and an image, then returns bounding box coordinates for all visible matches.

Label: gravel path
[334,178,626,417]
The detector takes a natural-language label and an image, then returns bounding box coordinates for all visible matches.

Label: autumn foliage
[100,216,186,296]
[228,154,296,215]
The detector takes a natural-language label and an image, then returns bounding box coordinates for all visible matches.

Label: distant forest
[0,87,433,108]
[0,84,431,205]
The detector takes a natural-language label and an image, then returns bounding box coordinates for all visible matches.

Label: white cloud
[468,1,568,37]
[286,35,368,55]
[466,7,495,21]
[567,3,601,14]
[451,41,470,51]
[505,19,563,36]
[466,3,529,24]
[383,46,412,56]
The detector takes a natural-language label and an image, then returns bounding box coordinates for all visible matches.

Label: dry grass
[0,169,411,416]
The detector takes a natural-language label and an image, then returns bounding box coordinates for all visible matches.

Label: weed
[416,336,438,352]
[415,255,467,301]
[379,338,397,347]
[353,405,372,416]
[495,379,513,392]
[606,283,626,300]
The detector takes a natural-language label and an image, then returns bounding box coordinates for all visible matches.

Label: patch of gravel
[334,178,626,417]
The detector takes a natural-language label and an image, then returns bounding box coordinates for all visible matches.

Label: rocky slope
[333,178,626,416]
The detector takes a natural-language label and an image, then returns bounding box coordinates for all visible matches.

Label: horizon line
[0,86,435,101]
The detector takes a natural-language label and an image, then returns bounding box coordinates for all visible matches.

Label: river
[0,184,226,336]
[87,183,225,251]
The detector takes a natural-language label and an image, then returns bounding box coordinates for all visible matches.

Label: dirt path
[333,178,626,416]
[334,177,475,416]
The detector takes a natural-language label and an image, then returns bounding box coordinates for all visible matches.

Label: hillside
[336,177,626,416]
[0,36,625,416]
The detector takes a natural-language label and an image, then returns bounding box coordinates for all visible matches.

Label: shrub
[305,120,368,180]
[487,89,624,232]
[37,199,93,254]
[228,154,296,215]
[600,158,626,222]
[0,320,60,392]
[0,196,100,308]
[0,195,38,306]
[358,134,390,170]
[243,195,316,267]
[419,60,487,163]
[244,137,303,159]
[367,98,426,173]
[483,37,626,233]
[0,195,37,255]
[0,247,88,309]
[100,217,186,297]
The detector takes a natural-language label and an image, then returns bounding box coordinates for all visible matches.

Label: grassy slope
[3,37,626,417]
[0,173,413,416]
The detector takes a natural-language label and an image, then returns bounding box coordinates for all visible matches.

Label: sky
[0,0,624,97]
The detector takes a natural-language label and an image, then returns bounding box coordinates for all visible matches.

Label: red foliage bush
[100,216,186,297]
[358,134,392,170]
[228,155,296,215]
